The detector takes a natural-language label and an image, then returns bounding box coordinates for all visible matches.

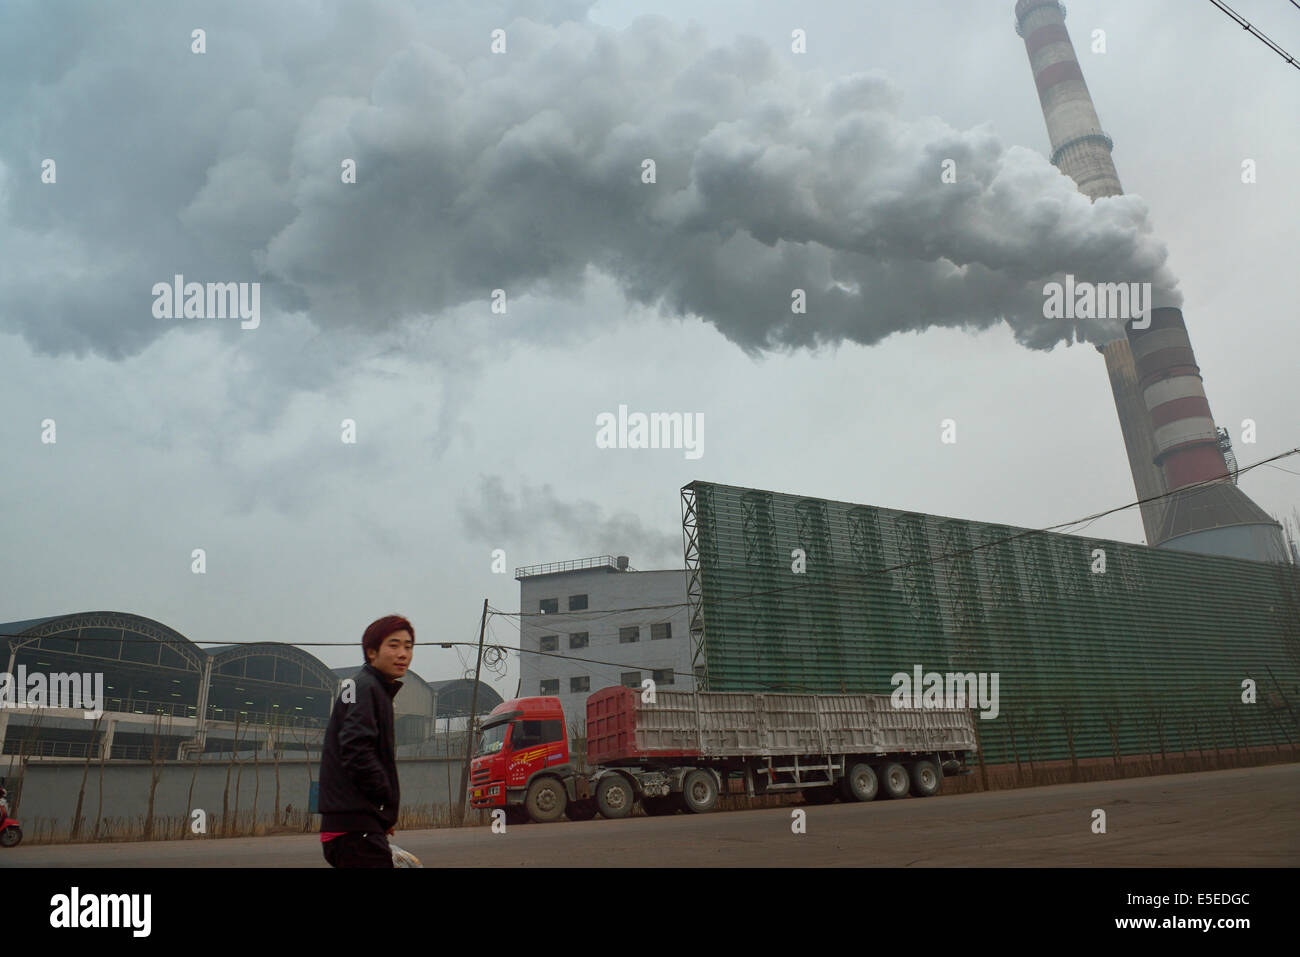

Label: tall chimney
[1131,306,1287,561]
[1014,0,1167,544]
[1014,0,1287,563]
[1130,307,1231,492]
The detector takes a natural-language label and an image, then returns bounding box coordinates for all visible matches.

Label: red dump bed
[586,686,702,765]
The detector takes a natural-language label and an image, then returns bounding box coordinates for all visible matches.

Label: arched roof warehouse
[0,611,206,675]
[426,678,505,718]
[0,613,338,728]
[208,642,337,692]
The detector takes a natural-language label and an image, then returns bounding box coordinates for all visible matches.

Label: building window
[652,668,675,686]
[651,623,672,640]
[569,632,589,649]
[540,635,558,652]
[568,594,588,611]
[620,671,641,688]
[539,598,559,614]
[694,665,707,680]
[540,679,559,694]
[570,676,590,693]
[619,626,640,643]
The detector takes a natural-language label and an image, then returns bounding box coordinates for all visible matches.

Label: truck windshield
[475,723,509,756]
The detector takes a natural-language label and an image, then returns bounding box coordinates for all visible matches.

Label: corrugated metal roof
[683,481,1300,766]
[0,615,66,635]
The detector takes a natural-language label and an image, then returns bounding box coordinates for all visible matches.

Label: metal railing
[515,555,627,579]
[4,740,94,758]
[101,698,197,719]
[1,697,327,729]
[204,706,327,730]
[2,740,184,760]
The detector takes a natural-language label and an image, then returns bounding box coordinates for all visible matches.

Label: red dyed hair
[362,615,415,664]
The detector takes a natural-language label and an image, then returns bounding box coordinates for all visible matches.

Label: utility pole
[456,599,488,821]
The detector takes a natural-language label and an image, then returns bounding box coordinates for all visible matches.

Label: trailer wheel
[596,775,634,819]
[525,777,567,823]
[802,786,837,804]
[910,760,941,797]
[682,770,719,813]
[641,795,678,816]
[879,761,910,799]
[843,763,878,802]
[566,800,598,821]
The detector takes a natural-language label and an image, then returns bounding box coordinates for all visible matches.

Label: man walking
[319,615,414,868]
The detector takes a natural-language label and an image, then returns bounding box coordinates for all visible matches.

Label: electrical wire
[1264,463,1300,478]
[488,446,1300,619]
[1208,0,1299,70]
[5,449,1295,660]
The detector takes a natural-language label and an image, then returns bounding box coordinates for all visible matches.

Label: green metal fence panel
[682,481,1300,766]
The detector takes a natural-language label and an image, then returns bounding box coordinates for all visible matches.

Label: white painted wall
[518,566,693,726]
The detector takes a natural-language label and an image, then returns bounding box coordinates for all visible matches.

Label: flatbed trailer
[469,686,977,822]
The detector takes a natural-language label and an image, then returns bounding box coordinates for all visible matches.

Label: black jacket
[319,663,402,832]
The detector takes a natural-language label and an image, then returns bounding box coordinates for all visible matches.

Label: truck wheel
[525,777,567,823]
[844,763,878,802]
[802,786,837,804]
[682,770,719,813]
[879,761,910,799]
[910,760,941,797]
[596,775,634,819]
[566,800,597,821]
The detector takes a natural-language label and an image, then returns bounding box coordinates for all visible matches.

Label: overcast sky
[2,0,1296,699]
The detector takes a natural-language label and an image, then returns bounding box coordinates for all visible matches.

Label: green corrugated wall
[684,481,1300,766]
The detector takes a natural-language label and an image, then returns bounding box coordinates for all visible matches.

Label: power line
[1208,0,1300,70]
[0,634,697,680]
[503,644,694,679]
[5,450,1294,659]
[489,446,1300,619]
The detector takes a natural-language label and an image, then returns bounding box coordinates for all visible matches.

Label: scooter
[0,787,21,848]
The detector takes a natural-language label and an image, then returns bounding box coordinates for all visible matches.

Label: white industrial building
[515,555,694,728]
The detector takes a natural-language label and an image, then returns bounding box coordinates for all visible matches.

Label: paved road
[4,764,1296,867]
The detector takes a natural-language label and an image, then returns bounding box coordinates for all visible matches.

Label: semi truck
[468,685,977,823]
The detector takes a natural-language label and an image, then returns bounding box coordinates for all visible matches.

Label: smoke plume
[0,0,1178,359]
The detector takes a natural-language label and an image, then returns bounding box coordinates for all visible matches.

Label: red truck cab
[468,697,572,816]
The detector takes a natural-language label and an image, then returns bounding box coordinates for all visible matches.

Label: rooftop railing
[515,555,628,579]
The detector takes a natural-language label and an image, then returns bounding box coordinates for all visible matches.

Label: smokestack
[1131,307,1288,561]
[1130,307,1230,492]
[1014,0,1287,563]
[1014,0,1122,200]
[1014,0,1167,545]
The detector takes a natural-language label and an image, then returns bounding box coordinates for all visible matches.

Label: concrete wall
[10,755,465,837]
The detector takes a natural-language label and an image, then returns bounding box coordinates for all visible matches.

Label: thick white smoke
[0,1,1179,358]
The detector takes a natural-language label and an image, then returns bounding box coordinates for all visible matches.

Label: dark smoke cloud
[459,476,681,569]
[0,0,1177,361]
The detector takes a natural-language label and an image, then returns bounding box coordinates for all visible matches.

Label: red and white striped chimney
[1014,0,1288,562]
[1129,308,1230,490]
[1014,0,1167,545]
[1015,0,1123,201]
